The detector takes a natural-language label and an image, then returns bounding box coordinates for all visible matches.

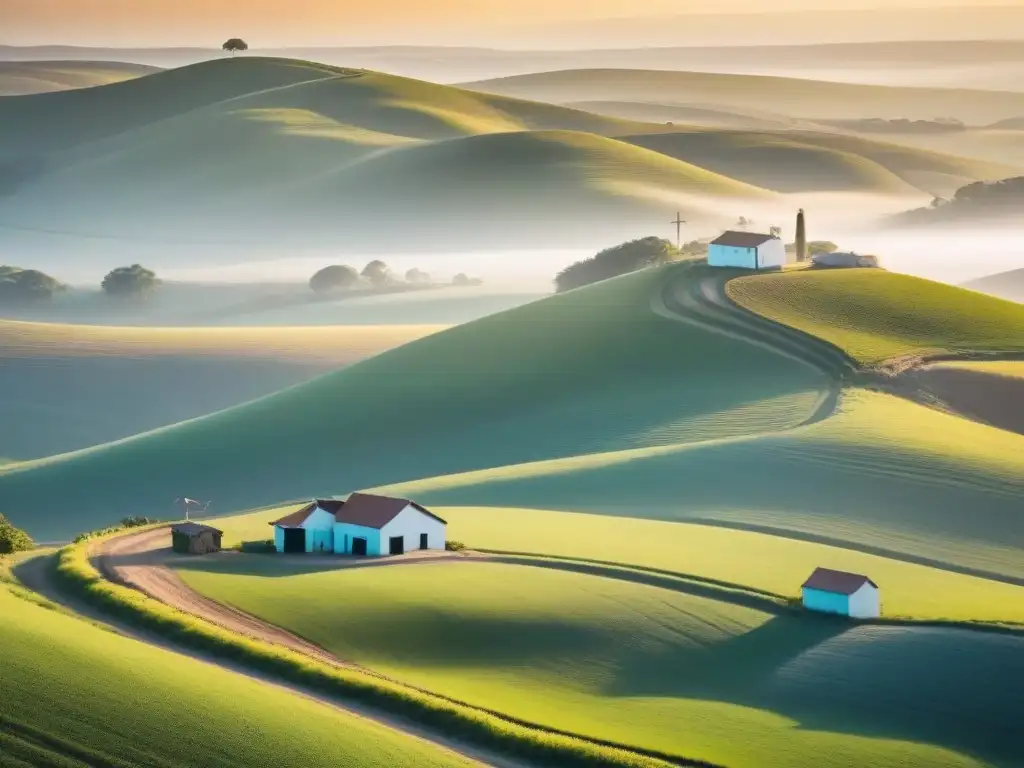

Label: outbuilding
[270,499,343,554]
[707,231,787,270]
[334,493,447,556]
[801,567,880,618]
[170,522,223,555]
[811,251,879,268]
[269,493,447,556]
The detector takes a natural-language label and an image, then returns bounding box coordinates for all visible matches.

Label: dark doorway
[282,528,306,553]
[420,533,429,550]
[389,536,405,555]
[351,537,367,556]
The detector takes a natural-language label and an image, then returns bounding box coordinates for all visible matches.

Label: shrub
[0,267,65,303]
[120,516,152,528]
[239,540,277,554]
[361,260,390,287]
[309,264,359,293]
[101,264,159,298]
[0,514,33,554]
[555,237,679,293]
[445,540,467,552]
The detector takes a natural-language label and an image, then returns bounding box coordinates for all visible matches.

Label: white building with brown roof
[270,494,446,556]
[708,230,787,270]
[801,567,880,618]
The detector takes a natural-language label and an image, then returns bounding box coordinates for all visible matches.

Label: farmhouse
[707,231,787,270]
[801,567,880,618]
[270,493,447,556]
[170,522,223,555]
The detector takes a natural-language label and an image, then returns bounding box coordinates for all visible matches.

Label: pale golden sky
[6,1,1024,46]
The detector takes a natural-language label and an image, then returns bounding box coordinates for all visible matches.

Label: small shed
[708,231,787,270]
[170,522,223,555]
[801,567,880,618]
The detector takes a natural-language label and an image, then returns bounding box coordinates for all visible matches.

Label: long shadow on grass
[606,614,1024,768]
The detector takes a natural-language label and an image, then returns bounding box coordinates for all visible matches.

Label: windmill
[174,497,211,521]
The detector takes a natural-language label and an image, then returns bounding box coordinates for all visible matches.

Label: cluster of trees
[309,260,423,293]
[555,237,680,293]
[0,266,65,303]
[0,263,160,304]
[0,513,33,555]
[310,261,482,294]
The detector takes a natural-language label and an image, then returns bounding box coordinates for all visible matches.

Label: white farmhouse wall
[301,506,336,553]
[757,239,787,269]
[379,505,446,554]
[708,244,756,269]
[846,583,881,618]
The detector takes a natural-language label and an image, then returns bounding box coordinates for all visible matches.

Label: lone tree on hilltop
[309,264,359,293]
[361,260,390,287]
[101,264,159,298]
[0,513,33,554]
[795,209,807,263]
[222,39,249,56]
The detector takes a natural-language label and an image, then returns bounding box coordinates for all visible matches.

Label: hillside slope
[0,60,159,96]
[0,578,476,768]
[461,69,1024,124]
[0,321,441,460]
[0,265,828,539]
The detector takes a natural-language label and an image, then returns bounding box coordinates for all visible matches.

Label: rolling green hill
[0,265,829,539]
[0,60,160,96]
[620,130,1013,197]
[726,269,1024,365]
[0,56,1013,252]
[177,559,1024,768]
[0,573,476,768]
[461,69,1024,124]
[0,321,441,460]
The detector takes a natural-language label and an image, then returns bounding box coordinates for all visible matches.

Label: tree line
[309,261,481,294]
[0,264,158,304]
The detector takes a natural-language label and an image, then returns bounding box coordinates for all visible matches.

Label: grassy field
[0,60,160,96]
[0,265,828,539]
[362,388,1024,581]
[211,505,1024,625]
[727,269,1024,365]
[176,560,1024,768]
[1,321,441,460]
[0,570,476,768]
[461,68,1024,124]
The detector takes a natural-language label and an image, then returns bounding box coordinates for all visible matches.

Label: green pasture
[177,560,1024,768]
[368,389,1024,581]
[727,269,1024,365]
[930,360,1024,379]
[0,572,475,768]
[0,265,827,539]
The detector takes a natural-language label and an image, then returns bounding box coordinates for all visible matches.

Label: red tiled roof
[710,231,777,249]
[335,493,447,530]
[802,567,877,595]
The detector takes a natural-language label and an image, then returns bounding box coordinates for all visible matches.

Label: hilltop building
[170,522,223,555]
[801,567,880,618]
[707,231,786,270]
[811,251,880,268]
[270,493,447,556]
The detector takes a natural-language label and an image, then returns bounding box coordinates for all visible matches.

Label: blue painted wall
[334,523,381,556]
[273,527,284,553]
[802,587,850,616]
[708,244,757,269]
